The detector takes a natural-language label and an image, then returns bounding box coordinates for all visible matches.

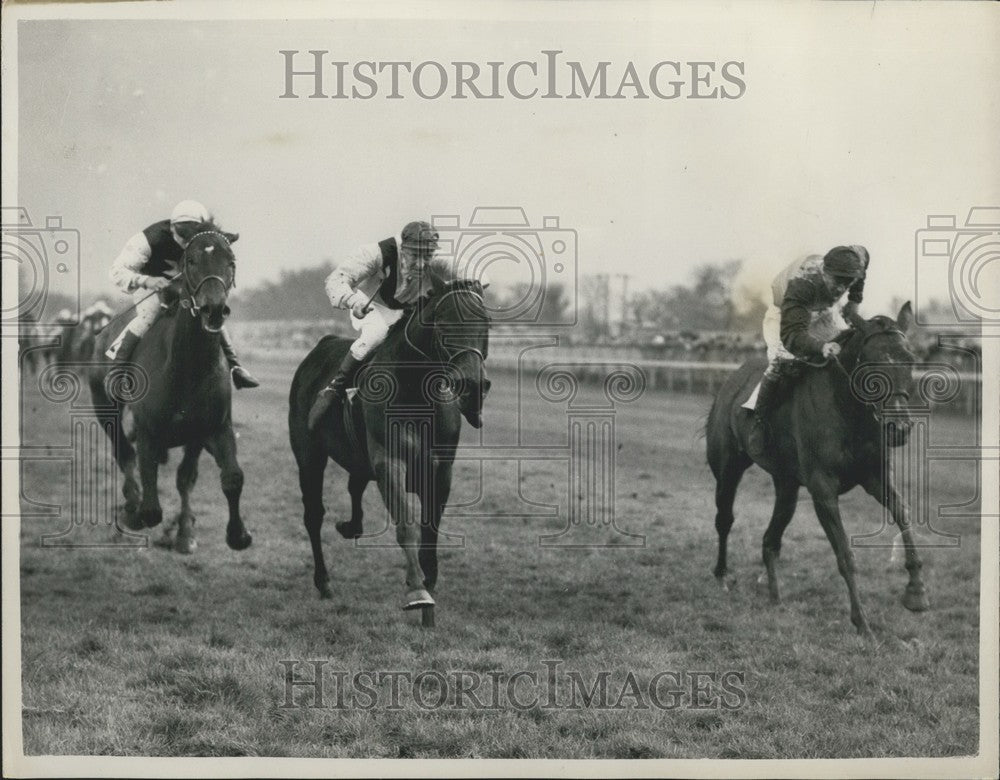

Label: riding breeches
[348,302,405,361]
[124,289,163,337]
[762,303,848,364]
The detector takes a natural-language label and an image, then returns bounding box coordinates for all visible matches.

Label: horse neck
[823,333,878,431]
[171,306,221,370]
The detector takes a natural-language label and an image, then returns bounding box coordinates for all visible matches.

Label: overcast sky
[12,2,1000,319]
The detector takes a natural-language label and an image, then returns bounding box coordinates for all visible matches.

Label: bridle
[405,285,490,369]
[800,326,912,418]
[179,231,235,322]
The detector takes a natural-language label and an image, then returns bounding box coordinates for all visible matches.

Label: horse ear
[896,300,915,334]
[224,231,239,244]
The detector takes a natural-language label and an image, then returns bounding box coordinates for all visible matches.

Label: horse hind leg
[760,477,800,603]
[711,453,751,588]
[335,473,368,540]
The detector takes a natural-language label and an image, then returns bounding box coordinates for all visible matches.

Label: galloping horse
[706,302,928,637]
[90,223,253,554]
[289,279,491,618]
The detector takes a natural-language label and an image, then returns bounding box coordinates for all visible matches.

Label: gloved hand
[821,341,841,359]
[349,293,371,319]
[144,276,174,292]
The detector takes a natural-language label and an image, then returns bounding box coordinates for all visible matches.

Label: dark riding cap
[401,220,439,258]
[823,246,867,279]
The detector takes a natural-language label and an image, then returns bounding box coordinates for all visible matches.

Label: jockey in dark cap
[106,200,259,389]
[746,244,870,453]
[307,220,443,429]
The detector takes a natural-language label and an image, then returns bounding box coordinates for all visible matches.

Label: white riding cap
[170,200,209,225]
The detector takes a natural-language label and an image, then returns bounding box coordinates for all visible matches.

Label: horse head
[843,301,917,447]
[423,279,492,429]
[178,223,238,334]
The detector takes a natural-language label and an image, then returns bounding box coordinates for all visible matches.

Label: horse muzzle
[199,303,230,334]
[883,418,912,448]
[458,376,491,429]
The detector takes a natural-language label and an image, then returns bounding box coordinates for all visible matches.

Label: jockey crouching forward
[106,200,259,389]
[307,220,442,430]
[747,245,870,453]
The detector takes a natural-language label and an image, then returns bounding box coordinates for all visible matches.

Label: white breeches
[125,289,163,337]
[762,303,847,363]
[348,302,405,360]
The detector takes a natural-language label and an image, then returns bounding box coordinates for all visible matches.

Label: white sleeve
[325,243,383,309]
[110,232,153,293]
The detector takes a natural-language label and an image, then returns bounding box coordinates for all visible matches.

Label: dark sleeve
[780,278,825,359]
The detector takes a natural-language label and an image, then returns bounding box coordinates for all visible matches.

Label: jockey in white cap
[307,220,445,429]
[747,244,870,453]
[106,200,258,389]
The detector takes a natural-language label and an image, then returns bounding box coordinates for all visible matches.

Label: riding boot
[111,330,142,364]
[220,328,260,389]
[307,353,363,431]
[747,365,784,454]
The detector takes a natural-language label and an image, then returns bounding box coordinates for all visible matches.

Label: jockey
[106,200,259,389]
[748,244,869,452]
[307,220,441,429]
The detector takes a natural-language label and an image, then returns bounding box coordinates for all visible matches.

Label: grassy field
[17,351,981,758]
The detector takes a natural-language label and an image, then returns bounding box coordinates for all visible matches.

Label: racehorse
[89,223,252,554]
[706,302,928,637]
[288,279,491,620]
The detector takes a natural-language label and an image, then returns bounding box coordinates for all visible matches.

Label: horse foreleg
[297,445,331,598]
[810,485,873,638]
[761,477,800,603]
[419,460,451,593]
[205,428,252,551]
[374,457,434,612]
[862,474,929,612]
[335,473,368,540]
[91,386,140,529]
[135,437,163,529]
[171,442,202,554]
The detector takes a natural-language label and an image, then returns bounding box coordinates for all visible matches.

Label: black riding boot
[307,353,363,431]
[747,365,784,454]
[112,330,141,364]
[220,328,259,389]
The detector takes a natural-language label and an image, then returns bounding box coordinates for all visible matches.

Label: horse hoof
[902,589,930,613]
[174,535,197,555]
[139,509,163,528]
[227,532,253,551]
[120,510,145,532]
[317,583,333,600]
[402,588,435,611]
[335,521,362,540]
[154,531,174,549]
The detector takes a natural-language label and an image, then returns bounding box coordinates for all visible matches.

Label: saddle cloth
[741,380,762,411]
